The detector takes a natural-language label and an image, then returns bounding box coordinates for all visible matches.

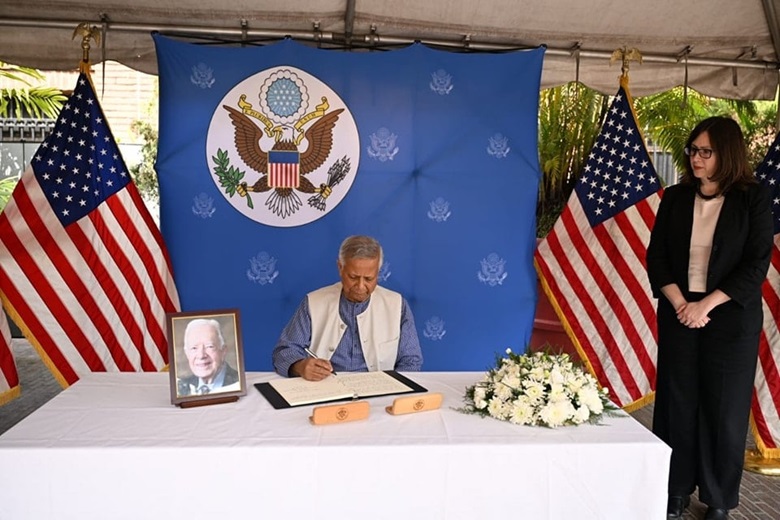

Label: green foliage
[535,198,566,238]
[635,87,777,170]
[0,64,64,212]
[633,87,773,173]
[212,149,254,209]
[536,83,778,237]
[128,119,160,201]
[0,62,66,119]
[0,176,19,213]
[738,100,778,169]
[633,87,710,173]
[537,83,607,236]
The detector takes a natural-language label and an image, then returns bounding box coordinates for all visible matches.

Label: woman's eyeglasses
[684,146,714,159]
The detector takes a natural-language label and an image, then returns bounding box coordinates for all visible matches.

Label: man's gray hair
[183,318,226,349]
[338,235,383,268]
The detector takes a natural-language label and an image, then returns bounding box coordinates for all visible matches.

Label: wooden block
[178,395,239,408]
[385,393,443,415]
[309,401,370,425]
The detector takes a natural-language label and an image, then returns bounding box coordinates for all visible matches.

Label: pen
[304,347,338,375]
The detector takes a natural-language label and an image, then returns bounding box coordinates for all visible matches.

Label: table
[0,372,670,519]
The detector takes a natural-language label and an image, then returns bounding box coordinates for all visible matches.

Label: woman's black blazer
[646,182,773,334]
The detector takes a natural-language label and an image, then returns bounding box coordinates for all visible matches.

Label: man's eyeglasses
[684,146,714,159]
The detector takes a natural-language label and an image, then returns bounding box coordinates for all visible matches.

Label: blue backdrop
[154,35,543,371]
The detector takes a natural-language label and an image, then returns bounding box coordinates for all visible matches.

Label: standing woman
[647,116,773,520]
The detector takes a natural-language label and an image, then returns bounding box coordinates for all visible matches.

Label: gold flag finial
[610,47,643,80]
[72,23,100,74]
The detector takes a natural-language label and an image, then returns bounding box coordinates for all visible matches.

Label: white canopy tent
[1,0,779,100]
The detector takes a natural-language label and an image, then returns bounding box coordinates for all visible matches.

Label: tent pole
[0,16,777,72]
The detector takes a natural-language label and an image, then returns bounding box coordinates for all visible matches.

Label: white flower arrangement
[460,348,619,428]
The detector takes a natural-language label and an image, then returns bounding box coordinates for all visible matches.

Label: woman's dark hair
[680,116,755,194]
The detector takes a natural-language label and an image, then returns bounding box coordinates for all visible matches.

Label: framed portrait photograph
[166,308,247,407]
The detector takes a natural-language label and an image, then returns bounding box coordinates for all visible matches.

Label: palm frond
[0,62,65,119]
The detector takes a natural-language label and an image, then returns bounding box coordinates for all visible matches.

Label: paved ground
[2,339,780,518]
[630,405,780,519]
[1,339,62,433]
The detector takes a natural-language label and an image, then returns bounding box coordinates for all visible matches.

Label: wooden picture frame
[166,308,246,407]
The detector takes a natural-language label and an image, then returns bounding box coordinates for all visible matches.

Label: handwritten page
[267,375,354,407]
[334,372,413,397]
[266,371,415,407]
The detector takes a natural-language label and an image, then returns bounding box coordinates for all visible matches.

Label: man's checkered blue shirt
[272,291,423,376]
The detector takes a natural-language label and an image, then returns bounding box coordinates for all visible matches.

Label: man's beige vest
[308,282,402,371]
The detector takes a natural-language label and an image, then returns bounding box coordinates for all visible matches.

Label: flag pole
[744,449,780,475]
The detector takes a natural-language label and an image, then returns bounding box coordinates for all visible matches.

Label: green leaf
[210,148,253,209]
[0,63,65,119]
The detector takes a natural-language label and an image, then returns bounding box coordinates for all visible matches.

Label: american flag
[0,73,180,391]
[268,150,300,189]
[753,133,780,457]
[535,79,662,409]
[0,309,17,404]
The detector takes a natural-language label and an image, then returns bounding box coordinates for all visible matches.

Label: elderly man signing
[272,235,423,381]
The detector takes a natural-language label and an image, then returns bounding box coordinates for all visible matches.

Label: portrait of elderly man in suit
[177,318,240,396]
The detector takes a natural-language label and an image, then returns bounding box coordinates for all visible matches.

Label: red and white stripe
[0,306,18,404]
[535,191,662,409]
[0,167,179,387]
[269,163,299,189]
[753,241,780,456]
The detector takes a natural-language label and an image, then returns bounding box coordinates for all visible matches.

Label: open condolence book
[256,371,426,409]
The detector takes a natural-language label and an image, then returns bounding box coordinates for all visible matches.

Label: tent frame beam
[761,0,780,62]
[1,16,778,73]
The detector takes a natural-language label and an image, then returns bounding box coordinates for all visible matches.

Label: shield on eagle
[268,150,300,189]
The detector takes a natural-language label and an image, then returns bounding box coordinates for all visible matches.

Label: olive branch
[211,148,254,209]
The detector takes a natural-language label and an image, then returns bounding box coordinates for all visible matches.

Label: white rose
[567,376,585,393]
[473,387,488,409]
[578,387,604,414]
[501,372,521,389]
[548,383,568,403]
[549,367,565,385]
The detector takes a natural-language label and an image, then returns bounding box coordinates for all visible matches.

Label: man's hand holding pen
[289,348,337,381]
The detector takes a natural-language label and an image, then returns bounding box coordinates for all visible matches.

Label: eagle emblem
[223,97,345,218]
[207,67,359,226]
[478,253,508,286]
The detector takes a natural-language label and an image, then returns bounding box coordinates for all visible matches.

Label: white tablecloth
[0,372,670,520]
